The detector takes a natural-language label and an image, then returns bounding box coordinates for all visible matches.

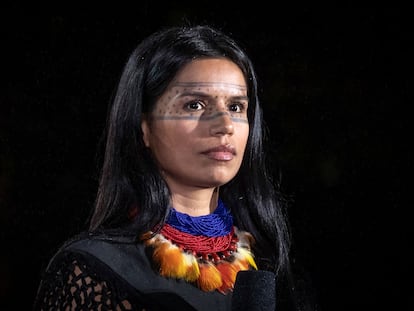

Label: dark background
[1,3,410,310]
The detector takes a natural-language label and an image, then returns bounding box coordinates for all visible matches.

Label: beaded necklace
[141,200,257,294]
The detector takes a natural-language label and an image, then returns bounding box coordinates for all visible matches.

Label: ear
[141,115,151,148]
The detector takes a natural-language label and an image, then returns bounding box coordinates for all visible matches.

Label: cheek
[237,125,250,147]
[150,122,196,152]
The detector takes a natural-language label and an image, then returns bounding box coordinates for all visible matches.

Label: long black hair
[90,25,291,279]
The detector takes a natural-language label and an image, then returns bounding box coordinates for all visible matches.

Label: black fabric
[34,249,146,310]
[232,270,276,311]
[33,232,232,310]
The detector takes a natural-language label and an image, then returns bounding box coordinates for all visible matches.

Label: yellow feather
[183,252,200,281]
[236,247,258,270]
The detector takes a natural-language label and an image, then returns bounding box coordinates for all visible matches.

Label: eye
[185,100,205,111]
[228,102,246,113]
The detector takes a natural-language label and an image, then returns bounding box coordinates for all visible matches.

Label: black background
[1,3,410,310]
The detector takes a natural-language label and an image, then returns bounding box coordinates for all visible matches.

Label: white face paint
[141,58,249,194]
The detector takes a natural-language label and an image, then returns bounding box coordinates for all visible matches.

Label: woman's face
[142,58,249,191]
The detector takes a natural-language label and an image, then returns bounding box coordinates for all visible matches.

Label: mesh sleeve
[34,251,146,310]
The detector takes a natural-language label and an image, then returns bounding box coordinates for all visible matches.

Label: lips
[201,145,236,161]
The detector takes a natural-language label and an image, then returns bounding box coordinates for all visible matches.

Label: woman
[34,24,302,310]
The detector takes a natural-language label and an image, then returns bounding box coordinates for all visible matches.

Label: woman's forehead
[171,58,246,87]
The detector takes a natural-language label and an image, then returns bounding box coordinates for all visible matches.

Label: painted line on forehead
[173,81,247,91]
[152,112,249,123]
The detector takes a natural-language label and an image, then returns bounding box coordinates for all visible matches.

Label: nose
[209,112,234,136]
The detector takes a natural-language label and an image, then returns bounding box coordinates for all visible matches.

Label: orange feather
[197,263,223,291]
[216,261,239,293]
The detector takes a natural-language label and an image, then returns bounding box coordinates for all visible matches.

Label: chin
[202,175,236,188]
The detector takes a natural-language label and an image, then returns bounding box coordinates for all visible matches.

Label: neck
[169,187,219,216]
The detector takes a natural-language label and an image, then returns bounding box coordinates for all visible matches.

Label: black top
[33,232,232,310]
